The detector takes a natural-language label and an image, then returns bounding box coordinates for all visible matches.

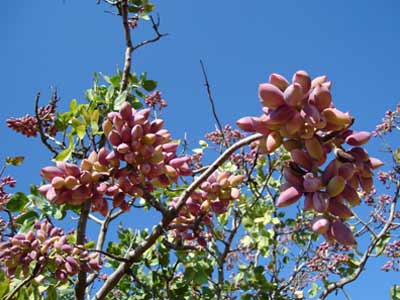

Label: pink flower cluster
[0,175,16,209]
[6,104,56,138]
[144,91,167,111]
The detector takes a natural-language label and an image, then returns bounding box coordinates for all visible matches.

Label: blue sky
[1,0,400,298]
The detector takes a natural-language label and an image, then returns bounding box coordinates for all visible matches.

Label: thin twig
[132,15,168,51]
[200,60,227,149]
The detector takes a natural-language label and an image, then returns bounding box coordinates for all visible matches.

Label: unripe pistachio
[369,157,384,169]
[322,108,352,127]
[283,166,304,187]
[311,75,327,88]
[116,143,130,154]
[266,131,282,153]
[41,166,65,182]
[341,185,359,206]
[229,175,244,187]
[305,136,324,161]
[309,85,332,111]
[303,173,322,192]
[51,176,65,189]
[102,119,113,136]
[276,186,303,208]
[162,142,179,153]
[150,119,164,133]
[290,149,313,171]
[311,217,330,234]
[252,115,273,135]
[328,198,353,218]
[292,70,311,93]
[268,104,296,125]
[120,125,132,143]
[303,104,322,126]
[345,131,371,146]
[108,130,122,146]
[331,220,356,246]
[119,101,133,120]
[321,159,339,185]
[142,133,157,145]
[45,187,57,202]
[258,83,286,109]
[327,175,346,197]
[64,163,81,177]
[284,83,304,107]
[313,192,330,212]
[64,176,79,189]
[285,111,304,136]
[80,159,93,171]
[269,73,289,91]
[338,163,356,180]
[131,124,144,140]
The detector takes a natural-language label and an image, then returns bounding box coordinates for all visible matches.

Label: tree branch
[132,15,167,52]
[119,0,133,94]
[319,182,400,299]
[75,200,92,300]
[94,133,263,299]
[5,263,40,300]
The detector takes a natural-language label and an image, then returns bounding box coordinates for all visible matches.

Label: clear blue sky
[1,0,400,298]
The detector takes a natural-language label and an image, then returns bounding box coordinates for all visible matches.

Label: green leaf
[184,267,209,285]
[76,125,86,139]
[199,140,208,148]
[6,192,29,212]
[84,241,96,249]
[391,285,400,300]
[308,282,320,298]
[55,135,74,162]
[70,99,78,114]
[6,155,24,166]
[375,234,391,255]
[15,210,39,225]
[90,110,100,133]
[46,286,57,300]
[0,272,9,298]
[55,147,73,162]
[105,85,115,104]
[142,79,157,92]
[113,90,128,110]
